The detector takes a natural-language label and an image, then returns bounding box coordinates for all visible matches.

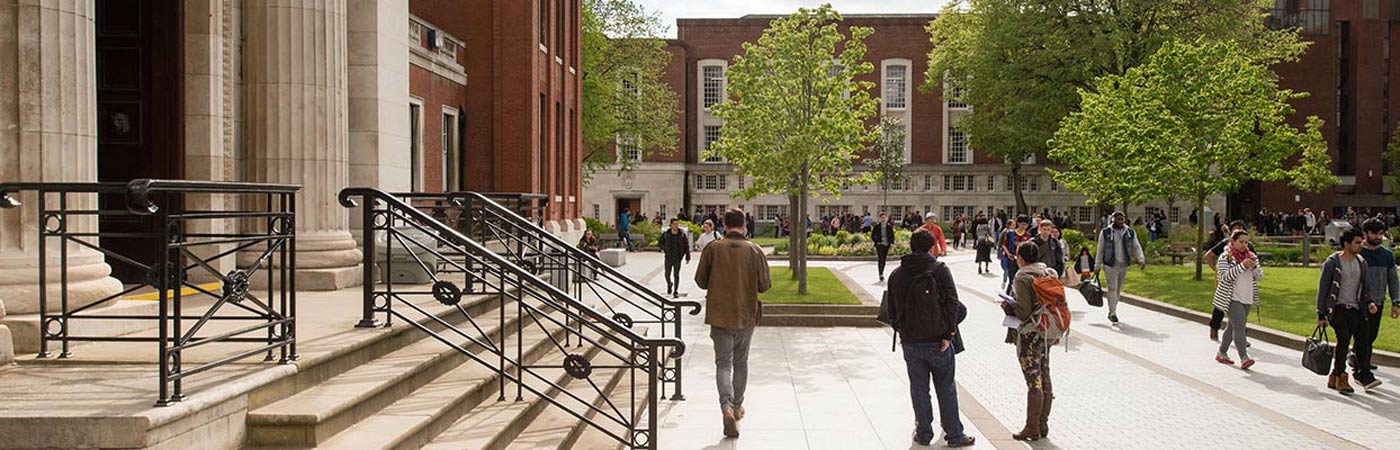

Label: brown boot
[1336,373,1355,394]
[1039,393,1054,439]
[1011,392,1044,441]
[1328,374,1338,390]
[722,408,739,437]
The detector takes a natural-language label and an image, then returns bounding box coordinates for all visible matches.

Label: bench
[1166,242,1195,265]
[598,248,627,267]
[597,233,645,250]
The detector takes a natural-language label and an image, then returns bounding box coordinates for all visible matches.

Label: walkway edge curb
[1119,293,1400,368]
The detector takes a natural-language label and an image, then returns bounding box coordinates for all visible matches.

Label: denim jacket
[1097,226,1141,268]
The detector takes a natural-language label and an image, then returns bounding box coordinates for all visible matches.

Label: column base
[0,252,125,315]
[0,325,13,365]
[238,232,364,291]
[0,299,169,354]
[247,266,364,291]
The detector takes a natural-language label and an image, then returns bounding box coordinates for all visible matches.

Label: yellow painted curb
[124,282,223,301]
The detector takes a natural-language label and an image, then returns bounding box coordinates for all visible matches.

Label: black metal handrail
[0,180,299,406]
[340,187,677,449]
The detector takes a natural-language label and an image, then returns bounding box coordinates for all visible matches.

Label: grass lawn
[759,267,861,305]
[1124,265,1400,353]
[750,237,787,247]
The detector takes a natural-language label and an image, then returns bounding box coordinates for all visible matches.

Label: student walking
[1354,218,1397,390]
[920,212,948,257]
[694,209,772,438]
[1205,221,1251,341]
[887,230,976,448]
[658,219,692,299]
[696,220,723,251]
[975,234,995,274]
[1074,248,1094,283]
[1094,211,1146,324]
[1317,228,1375,395]
[1213,230,1262,369]
[1031,220,1066,276]
[1004,242,1057,441]
[618,207,634,251]
[872,213,897,282]
[1000,215,1032,290]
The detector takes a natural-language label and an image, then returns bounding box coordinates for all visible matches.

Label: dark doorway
[615,198,641,226]
[96,0,184,282]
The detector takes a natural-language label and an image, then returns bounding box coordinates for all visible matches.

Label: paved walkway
[620,249,1400,450]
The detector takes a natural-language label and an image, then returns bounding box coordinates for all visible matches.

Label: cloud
[635,0,951,37]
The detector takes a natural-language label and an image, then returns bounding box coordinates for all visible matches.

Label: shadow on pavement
[1086,322,1173,342]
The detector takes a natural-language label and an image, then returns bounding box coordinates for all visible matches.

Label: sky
[633,0,954,38]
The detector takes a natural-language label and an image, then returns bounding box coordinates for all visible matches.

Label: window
[757,205,789,222]
[1072,206,1094,224]
[702,126,724,163]
[946,84,968,109]
[885,177,909,191]
[817,205,851,217]
[943,206,976,220]
[694,174,727,190]
[409,102,423,192]
[1170,207,1181,224]
[885,205,913,219]
[556,0,565,57]
[703,65,724,109]
[923,175,934,192]
[884,65,908,110]
[943,175,975,192]
[1049,178,1058,192]
[618,137,640,163]
[538,0,547,45]
[696,204,727,215]
[738,175,746,189]
[442,108,459,191]
[947,127,969,164]
[593,204,601,220]
[986,175,995,192]
[1006,176,1039,192]
[440,39,458,61]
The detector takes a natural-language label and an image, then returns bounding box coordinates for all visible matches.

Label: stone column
[0,2,122,319]
[347,0,410,197]
[241,0,362,290]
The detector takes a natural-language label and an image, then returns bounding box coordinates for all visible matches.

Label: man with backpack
[885,229,975,448]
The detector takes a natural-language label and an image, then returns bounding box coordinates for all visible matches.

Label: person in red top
[920,212,948,257]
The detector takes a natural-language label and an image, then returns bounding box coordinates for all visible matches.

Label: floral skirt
[1016,332,1051,395]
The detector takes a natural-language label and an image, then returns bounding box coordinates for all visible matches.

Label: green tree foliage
[869,116,908,213]
[924,0,1303,213]
[1049,39,1332,281]
[711,4,879,293]
[580,0,679,184]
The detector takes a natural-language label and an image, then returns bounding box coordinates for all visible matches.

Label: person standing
[694,209,772,438]
[1031,221,1065,276]
[1094,211,1146,324]
[696,220,724,251]
[951,216,967,250]
[920,212,948,257]
[658,219,692,299]
[1213,230,1262,369]
[1004,242,1057,441]
[975,234,995,275]
[1000,216,1032,290]
[888,230,976,448]
[1317,228,1374,395]
[618,207,634,252]
[1354,219,1397,389]
[872,213,897,282]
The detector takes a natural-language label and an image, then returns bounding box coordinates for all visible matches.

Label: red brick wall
[408,64,467,193]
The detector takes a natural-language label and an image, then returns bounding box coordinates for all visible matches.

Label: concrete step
[759,314,883,328]
[245,296,522,447]
[421,332,635,450]
[285,317,563,450]
[761,304,879,316]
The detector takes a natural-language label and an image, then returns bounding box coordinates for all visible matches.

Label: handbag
[1078,274,1104,307]
[1302,325,1334,376]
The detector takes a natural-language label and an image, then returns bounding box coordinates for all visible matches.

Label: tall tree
[924,0,1301,214]
[580,0,679,184]
[1049,39,1334,281]
[869,116,909,214]
[711,4,879,294]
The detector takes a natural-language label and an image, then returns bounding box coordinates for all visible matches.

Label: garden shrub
[585,217,614,236]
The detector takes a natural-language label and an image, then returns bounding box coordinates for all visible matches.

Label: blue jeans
[902,342,966,444]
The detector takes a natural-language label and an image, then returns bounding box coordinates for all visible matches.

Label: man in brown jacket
[694,208,772,438]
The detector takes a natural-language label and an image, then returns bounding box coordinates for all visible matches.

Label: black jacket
[871,221,896,247]
[887,253,961,344]
[1031,235,1065,275]
[658,229,691,260]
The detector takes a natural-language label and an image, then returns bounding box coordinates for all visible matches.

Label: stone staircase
[238,290,643,450]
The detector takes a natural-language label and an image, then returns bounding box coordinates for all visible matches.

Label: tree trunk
[788,194,799,277]
[797,164,811,295]
[1194,199,1207,281]
[1011,165,1027,215]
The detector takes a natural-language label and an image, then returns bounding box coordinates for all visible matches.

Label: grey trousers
[711,326,755,411]
[1218,300,1252,360]
[1102,265,1130,313]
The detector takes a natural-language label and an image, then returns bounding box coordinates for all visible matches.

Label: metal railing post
[356,195,379,328]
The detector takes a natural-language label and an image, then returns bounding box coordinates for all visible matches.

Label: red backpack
[1026,274,1072,347]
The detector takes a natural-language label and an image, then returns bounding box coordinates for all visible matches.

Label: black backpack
[878,263,945,351]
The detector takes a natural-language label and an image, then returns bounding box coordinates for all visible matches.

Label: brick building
[1235,0,1400,219]
[582,14,1224,231]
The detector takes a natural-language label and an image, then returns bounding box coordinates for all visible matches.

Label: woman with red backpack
[1002,241,1063,442]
